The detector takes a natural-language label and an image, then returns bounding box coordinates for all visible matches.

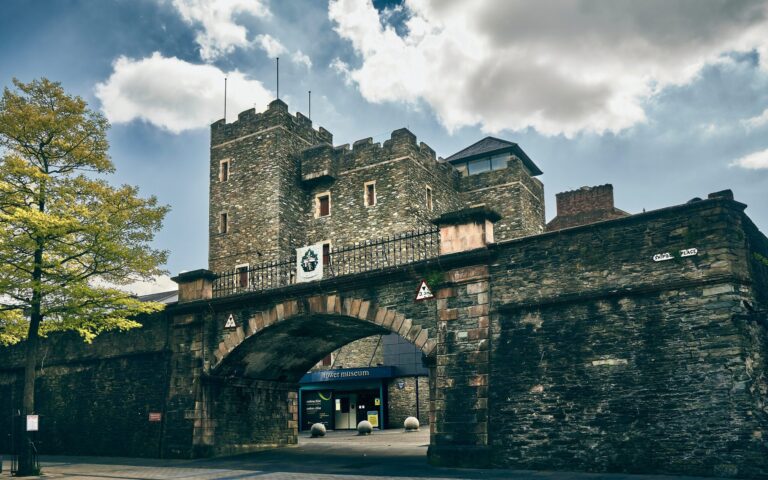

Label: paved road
[0,430,716,480]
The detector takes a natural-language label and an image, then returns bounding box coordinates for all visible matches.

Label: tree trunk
[16,245,43,476]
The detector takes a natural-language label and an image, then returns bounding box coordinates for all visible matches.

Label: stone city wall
[0,314,170,457]
[487,197,768,478]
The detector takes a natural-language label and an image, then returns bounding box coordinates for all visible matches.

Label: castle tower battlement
[211,99,333,148]
[209,100,545,273]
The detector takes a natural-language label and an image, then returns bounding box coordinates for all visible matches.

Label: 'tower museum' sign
[653,248,698,262]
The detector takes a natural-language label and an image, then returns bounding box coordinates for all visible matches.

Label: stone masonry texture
[208,101,544,273]
[1,99,767,479]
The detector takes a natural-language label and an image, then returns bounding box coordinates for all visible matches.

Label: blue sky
[1,0,767,291]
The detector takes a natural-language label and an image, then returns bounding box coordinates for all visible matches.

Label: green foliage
[754,252,768,268]
[0,78,170,345]
[424,270,444,288]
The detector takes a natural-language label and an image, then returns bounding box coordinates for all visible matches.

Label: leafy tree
[0,78,169,475]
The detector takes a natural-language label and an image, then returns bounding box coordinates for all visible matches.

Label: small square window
[219,159,230,182]
[219,212,229,233]
[364,182,376,207]
[425,186,433,211]
[316,193,331,217]
[322,353,333,366]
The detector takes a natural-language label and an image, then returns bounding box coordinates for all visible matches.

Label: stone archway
[184,294,438,457]
[211,294,436,373]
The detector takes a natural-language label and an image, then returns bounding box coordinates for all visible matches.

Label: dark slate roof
[138,290,178,304]
[443,137,543,176]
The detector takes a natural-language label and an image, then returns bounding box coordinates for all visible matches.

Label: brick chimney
[546,184,629,231]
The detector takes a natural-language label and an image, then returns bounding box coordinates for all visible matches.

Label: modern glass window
[457,154,509,176]
[219,212,228,234]
[490,154,508,171]
[219,159,230,182]
[364,181,376,207]
[316,193,331,217]
[467,158,492,175]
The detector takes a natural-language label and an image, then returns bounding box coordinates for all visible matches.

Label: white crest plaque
[296,243,324,283]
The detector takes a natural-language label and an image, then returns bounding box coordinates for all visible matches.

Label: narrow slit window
[219,159,230,182]
[365,182,376,207]
[426,186,433,211]
[317,193,330,217]
[219,212,229,234]
[322,243,331,266]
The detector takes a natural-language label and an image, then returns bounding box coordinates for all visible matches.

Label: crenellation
[211,100,333,149]
[352,136,375,149]
[210,100,548,272]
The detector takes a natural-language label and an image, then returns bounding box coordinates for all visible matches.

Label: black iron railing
[212,227,440,298]
[325,227,440,277]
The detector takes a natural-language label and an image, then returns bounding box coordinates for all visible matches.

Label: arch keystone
[224,332,239,350]
[398,318,413,338]
[374,308,388,325]
[326,294,340,313]
[415,328,429,350]
[349,298,362,317]
[248,313,263,335]
[392,313,406,332]
[358,300,371,320]
[382,310,397,328]
[308,295,326,313]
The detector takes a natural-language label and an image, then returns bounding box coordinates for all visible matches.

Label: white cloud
[172,0,270,61]
[328,0,768,137]
[122,275,178,296]
[329,57,353,85]
[255,33,287,58]
[731,148,768,169]
[742,108,768,130]
[291,50,312,69]
[95,52,273,133]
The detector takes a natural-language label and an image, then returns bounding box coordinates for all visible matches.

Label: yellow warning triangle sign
[415,280,434,301]
[224,314,237,329]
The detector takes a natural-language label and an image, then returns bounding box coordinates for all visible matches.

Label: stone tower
[208,99,333,273]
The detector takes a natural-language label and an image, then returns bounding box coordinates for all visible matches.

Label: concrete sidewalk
[0,430,719,480]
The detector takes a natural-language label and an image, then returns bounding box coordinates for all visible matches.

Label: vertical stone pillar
[171,269,216,303]
[161,270,216,457]
[428,207,497,467]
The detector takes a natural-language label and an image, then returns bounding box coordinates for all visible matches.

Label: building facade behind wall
[208,99,545,273]
[207,100,547,429]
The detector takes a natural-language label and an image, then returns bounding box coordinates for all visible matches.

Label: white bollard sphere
[310,423,326,437]
[404,416,420,431]
[357,420,373,435]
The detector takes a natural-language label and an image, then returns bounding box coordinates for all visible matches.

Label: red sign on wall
[148,412,162,422]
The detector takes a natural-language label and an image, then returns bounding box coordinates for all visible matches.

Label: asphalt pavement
[0,429,718,480]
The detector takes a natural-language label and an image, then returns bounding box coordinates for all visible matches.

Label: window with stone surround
[322,353,333,366]
[364,181,376,207]
[219,212,229,234]
[316,192,331,217]
[219,159,230,182]
[425,186,433,211]
[322,242,331,266]
[236,264,249,288]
